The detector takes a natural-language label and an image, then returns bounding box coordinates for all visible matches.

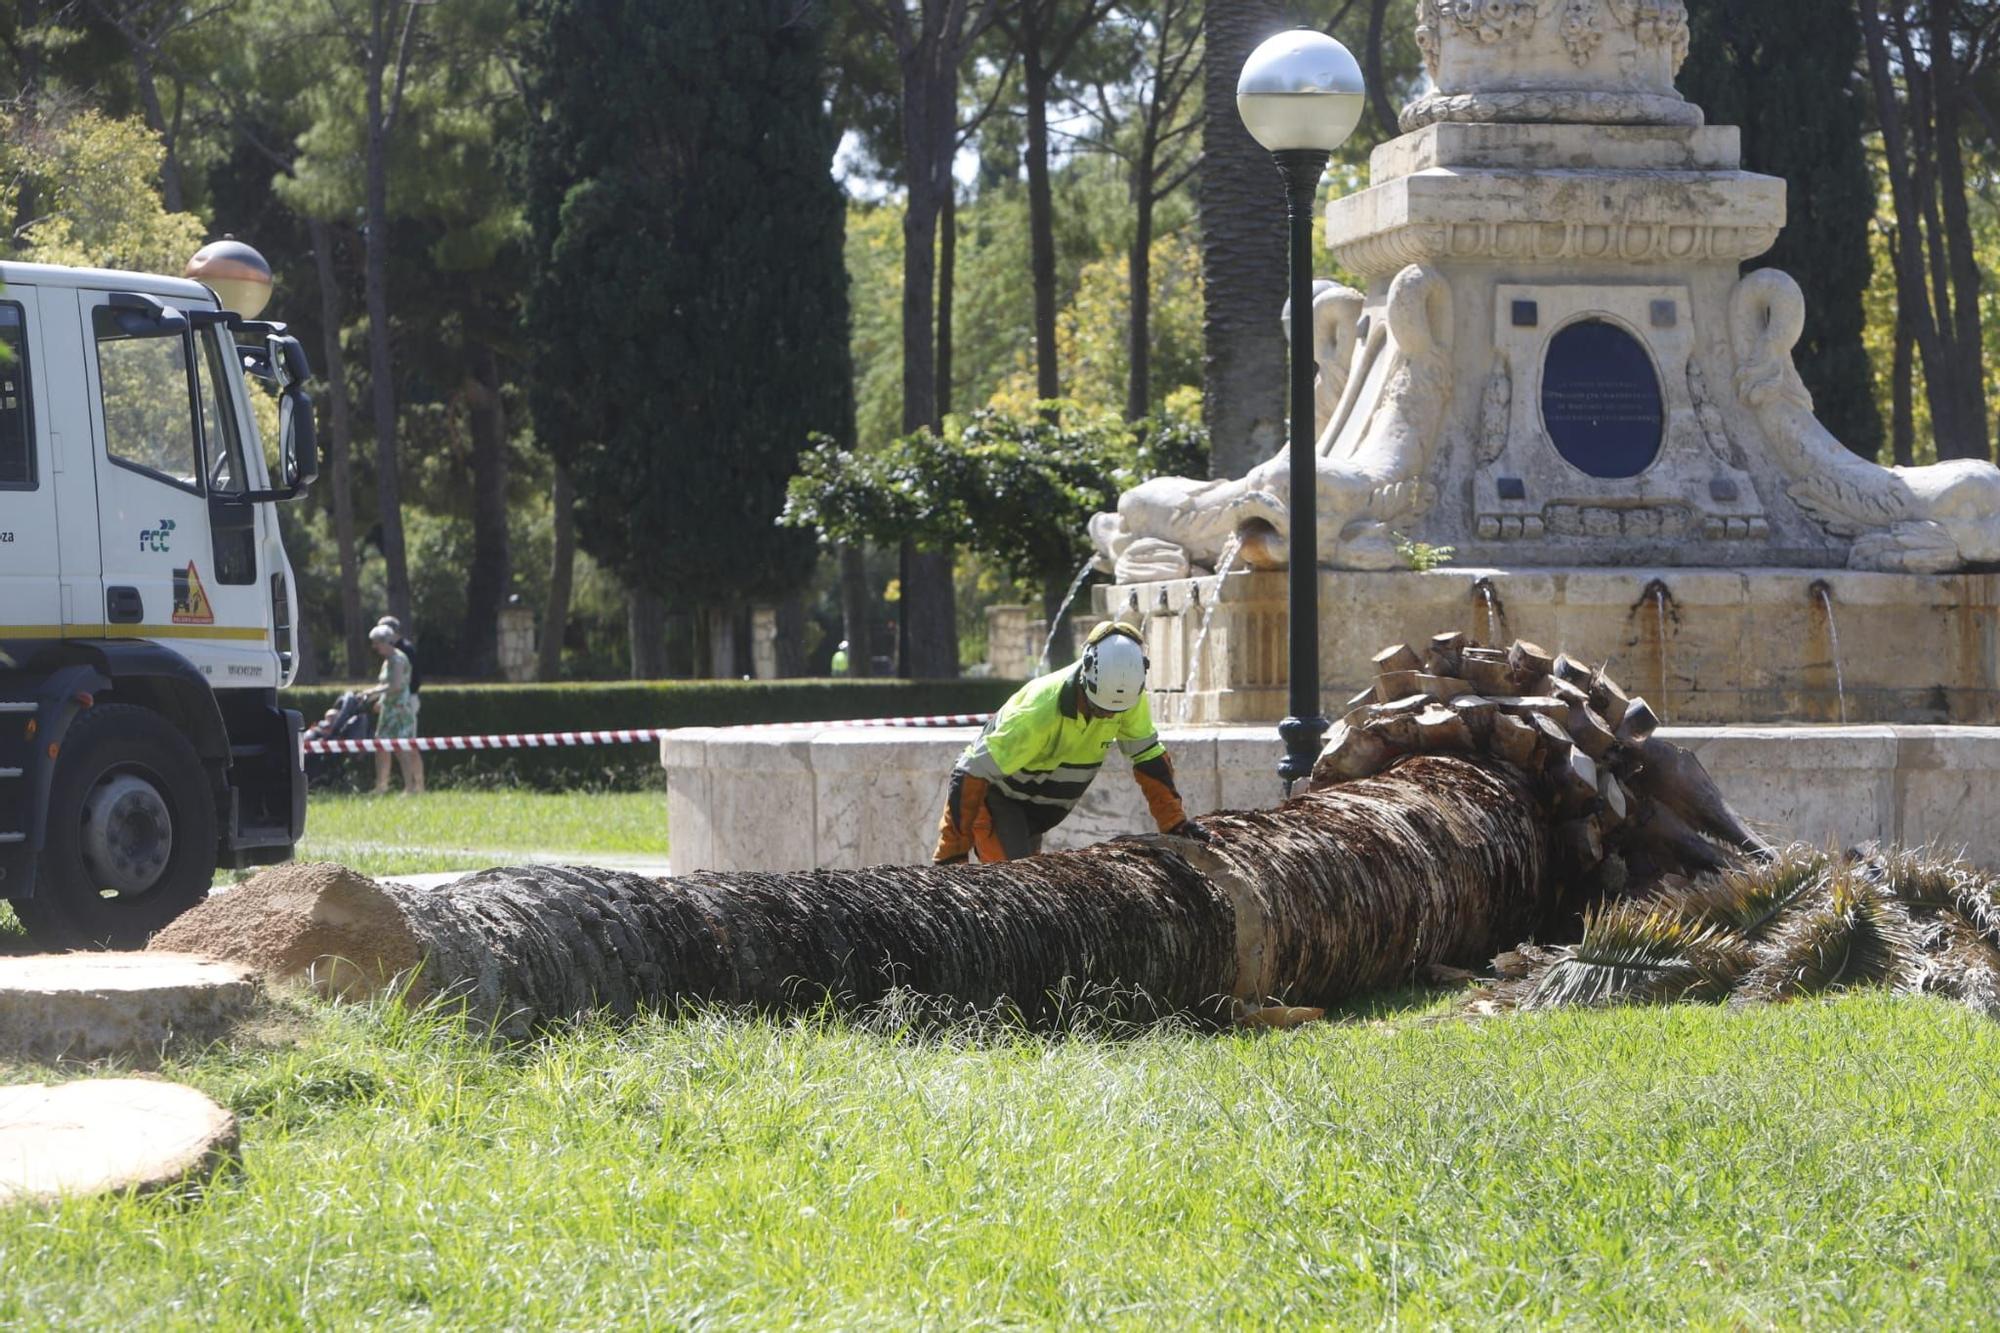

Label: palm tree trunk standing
[1199,0,1289,479]
[537,466,575,681]
[308,217,368,676]
[159,757,1552,1035]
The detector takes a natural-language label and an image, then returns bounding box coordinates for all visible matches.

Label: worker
[830,639,851,677]
[933,621,1210,863]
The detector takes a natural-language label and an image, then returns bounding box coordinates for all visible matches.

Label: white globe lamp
[1238,27,1366,796]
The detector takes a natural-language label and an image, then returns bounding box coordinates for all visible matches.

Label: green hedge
[287,678,1021,791]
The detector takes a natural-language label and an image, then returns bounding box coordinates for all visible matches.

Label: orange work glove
[1133,753,1190,833]
[933,773,994,863]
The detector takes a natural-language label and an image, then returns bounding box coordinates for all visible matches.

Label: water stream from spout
[1813,583,1849,724]
[1181,531,1246,698]
[1476,580,1502,643]
[1036,556,1099,676]
[1650,583,1671,713]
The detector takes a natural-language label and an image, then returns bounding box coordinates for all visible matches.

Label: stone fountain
[664,0,2000,872]
[1091,0,2000,727]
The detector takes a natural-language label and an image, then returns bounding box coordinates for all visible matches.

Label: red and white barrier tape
[301,713,992,754]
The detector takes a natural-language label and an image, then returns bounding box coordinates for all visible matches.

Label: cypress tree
[522,0,852,642]
[1681,0,1884,460]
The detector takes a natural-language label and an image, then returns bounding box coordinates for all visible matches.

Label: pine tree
[1682,0,1884,460]
[521,0,851,656]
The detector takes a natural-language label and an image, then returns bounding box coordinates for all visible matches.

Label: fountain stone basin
[662,722,2000,873]
[1096,565,2000,727]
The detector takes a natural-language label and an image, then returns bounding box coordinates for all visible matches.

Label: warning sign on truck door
[173,562,214,624]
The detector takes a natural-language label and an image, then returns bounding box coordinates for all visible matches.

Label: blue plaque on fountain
[1540,319,1663,479]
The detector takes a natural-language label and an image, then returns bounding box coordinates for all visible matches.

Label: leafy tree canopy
[784,401,1205,594]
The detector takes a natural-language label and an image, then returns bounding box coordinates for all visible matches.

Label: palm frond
[1667,847,1829,941]
[1875,849,2000,945]
[1909,912,2000,1018]
[1737,866,1922,1002]
[1524,902,1750,1011]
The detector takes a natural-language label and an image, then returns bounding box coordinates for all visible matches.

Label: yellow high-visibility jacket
[956,666,1167,806]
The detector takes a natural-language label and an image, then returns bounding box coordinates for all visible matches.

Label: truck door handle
[107,586,144,624]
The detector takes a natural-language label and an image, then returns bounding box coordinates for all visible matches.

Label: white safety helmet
[1079,629,1147,712]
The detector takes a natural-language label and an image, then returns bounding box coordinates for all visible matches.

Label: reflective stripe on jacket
[954,666,1165,811]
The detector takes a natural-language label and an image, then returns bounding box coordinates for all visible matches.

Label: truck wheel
[16,704,218,950]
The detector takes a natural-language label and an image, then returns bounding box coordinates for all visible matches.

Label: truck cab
[0,259,317,947]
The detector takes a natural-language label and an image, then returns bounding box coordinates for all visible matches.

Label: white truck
[0,258,317,948]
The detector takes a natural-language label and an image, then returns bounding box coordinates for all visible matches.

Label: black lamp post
[1237,28,1365,795]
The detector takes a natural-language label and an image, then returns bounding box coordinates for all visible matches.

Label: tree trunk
[11,0,41,249]
[704,605,736,678]
[1893,289,1915,467]
[160,756,1552,1036]
[462,339,511,678]
[904,545,958,677]
[127,41,184,214]
[1859,3,1955,457]
[1023,37,1062,404]
[1200,0,1289,479]
[628,588,668,679]
[896,49,957,676]
[538,465,575,681]
[364,0,412,627]
[1898,16,1969,455]
[937,186,956,418]
[307,217,366,677]
[1126,166,1155,423]
[775,592,807,678]
[1363,0,1397,141]
[839,542,872,678]
[1926,0,1990,462]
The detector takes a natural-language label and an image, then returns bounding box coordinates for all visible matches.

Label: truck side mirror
[269,333,318,492]
[278,383,318,490]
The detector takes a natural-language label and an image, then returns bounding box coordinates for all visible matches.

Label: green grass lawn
[283,789,670,879]
[3,989,1998,1326]
[0,791,670,942]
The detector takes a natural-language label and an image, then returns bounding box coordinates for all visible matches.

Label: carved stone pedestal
[1099,566,2000,727]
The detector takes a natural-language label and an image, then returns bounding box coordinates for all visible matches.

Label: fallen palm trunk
[153,756,1550,1035]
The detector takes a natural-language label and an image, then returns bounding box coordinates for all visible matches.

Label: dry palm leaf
[1522,901,1752,1010]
